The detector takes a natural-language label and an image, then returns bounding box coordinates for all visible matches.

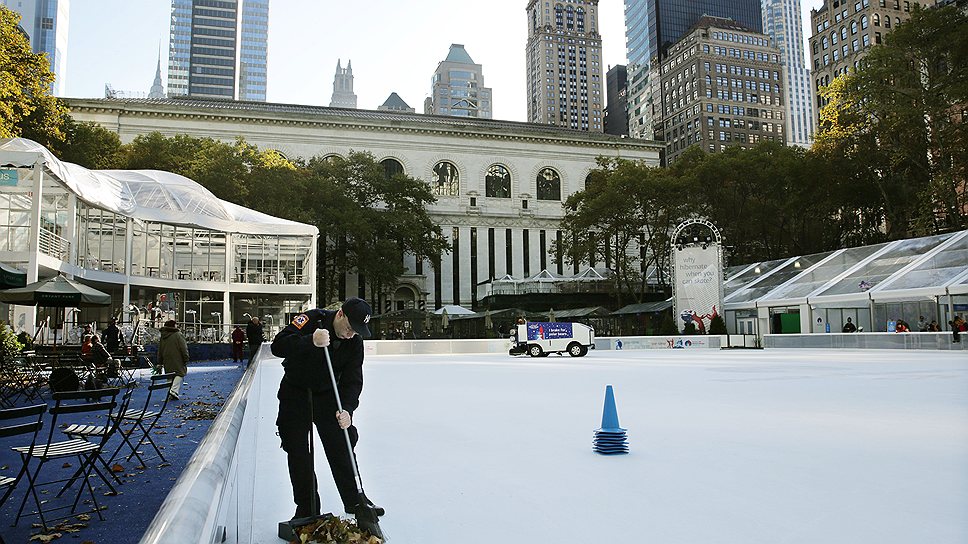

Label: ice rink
[240,349,968,543]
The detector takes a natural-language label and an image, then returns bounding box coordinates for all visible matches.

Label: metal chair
[0,404,47,544]
[62,385,136,482]
[11,388,120,530]
[115,373,176,464]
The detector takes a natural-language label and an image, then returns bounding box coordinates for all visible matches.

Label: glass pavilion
[723,231,968,335]
[0,138,317,343]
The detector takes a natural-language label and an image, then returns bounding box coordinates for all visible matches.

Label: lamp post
[263,314,273,337]
[185,309,197,341]
[211,311,222,342]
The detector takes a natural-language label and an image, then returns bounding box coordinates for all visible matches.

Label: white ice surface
[242,349,968,544]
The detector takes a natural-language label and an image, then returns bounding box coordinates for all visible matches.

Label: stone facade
[65,97,661,309]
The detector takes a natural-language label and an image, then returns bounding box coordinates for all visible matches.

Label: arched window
[576,7,585,31]
[822,36,828,49]
[841,26,847,39]
[321,154,342,164]
[536,168,561,201]
[873,13,880,26]
[485,165,511,198]
[895,17,900,27]
[381,158,404,180]
[432,161,459,196]
[884,16,891,28]
[554,4,563,27]
[861,15,868,29]
[566,5,574,29]
[831,31,838,45]
[851,20,858,34]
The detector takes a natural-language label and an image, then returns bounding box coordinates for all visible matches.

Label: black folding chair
[1,404,47,544]
[10,388,120,531]
[115,373,176,464]
[62,385,135,484]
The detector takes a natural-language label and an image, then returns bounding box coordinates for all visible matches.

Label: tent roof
[611,299,673,315]
[0,138,317,236]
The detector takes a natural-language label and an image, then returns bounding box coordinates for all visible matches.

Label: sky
[60,0,826,123]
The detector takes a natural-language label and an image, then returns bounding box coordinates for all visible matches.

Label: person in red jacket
[231,325,245,363]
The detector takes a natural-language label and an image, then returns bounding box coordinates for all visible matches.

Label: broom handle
[322,343,365,492]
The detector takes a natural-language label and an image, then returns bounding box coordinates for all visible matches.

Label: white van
[509,321,595,357]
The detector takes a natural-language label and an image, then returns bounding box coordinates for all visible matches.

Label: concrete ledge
[764,332,967,350]
[595,335,723,350]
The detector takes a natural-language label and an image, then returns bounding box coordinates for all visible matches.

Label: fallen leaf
[29,533,62,542]
[111,464,125,472]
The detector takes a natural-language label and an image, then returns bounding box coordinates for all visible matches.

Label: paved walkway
[1,360,245,544]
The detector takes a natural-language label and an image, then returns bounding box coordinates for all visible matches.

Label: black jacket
[102,324,124,352]
[270,309,364,413]
[246,321,265,345]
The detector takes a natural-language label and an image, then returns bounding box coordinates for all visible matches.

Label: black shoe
[346,496,385,517]
[167,392,180,401]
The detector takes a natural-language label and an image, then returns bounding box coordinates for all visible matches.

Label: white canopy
[0,138,317,236]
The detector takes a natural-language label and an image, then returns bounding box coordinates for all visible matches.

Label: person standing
[231,325,246,364]
[270,297,383,521]
[842,317,857,333]
[158,319,189,400]
[102,317,125,354]
[246,316,265,365]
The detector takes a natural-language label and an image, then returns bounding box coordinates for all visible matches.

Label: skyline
[55,0,824,123]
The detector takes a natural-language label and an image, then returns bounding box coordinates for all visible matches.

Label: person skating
[270,297,384,521]
[102,317,125,354]
[231,325,245,363]
[158,319,189,400]
[246,316,265,366]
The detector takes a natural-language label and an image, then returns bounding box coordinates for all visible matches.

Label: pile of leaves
[290,516,382,544]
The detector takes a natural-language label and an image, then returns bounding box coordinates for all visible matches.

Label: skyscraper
[426,44,492,119]
[604,65,628,136]
[2,0,70,96]
[329,59,357,108]
[625,0,764,141]
[525,0,604,132]
[168,0,268,101]
[762,0,814,147]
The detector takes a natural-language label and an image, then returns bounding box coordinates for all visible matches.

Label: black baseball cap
[341,297,372,338]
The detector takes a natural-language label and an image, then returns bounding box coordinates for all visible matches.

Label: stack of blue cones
[593,384,629,455]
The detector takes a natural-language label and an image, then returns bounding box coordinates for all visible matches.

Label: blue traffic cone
[593,384,629,455]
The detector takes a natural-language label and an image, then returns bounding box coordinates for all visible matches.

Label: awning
[0,262,27,290]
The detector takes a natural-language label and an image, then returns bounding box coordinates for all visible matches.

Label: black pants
[277,381,359,516]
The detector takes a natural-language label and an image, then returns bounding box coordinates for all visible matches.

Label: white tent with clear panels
[723,230,968,334]
[0,138,317,343]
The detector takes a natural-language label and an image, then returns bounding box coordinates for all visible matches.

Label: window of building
[485,164,512,198]
[432,161,460,196]
[381,158,404,180]
[536,168,561,201]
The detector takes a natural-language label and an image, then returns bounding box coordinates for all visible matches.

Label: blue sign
[526,322,573,341]
[0,169,18,186]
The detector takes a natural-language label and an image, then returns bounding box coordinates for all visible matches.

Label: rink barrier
[139,344,269,544]
[764,332,967,350]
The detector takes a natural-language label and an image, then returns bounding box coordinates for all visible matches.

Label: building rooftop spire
[148,43,165,99]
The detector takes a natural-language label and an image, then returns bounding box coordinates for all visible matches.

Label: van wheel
[568,342,588,357]
[528,344,543,357]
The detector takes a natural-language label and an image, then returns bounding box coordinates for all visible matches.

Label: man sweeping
[270,297,384,525]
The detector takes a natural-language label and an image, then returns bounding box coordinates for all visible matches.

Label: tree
[554,157,694,304]
[815,5,968,236]
[0,6,67,145]
[52,118,123,169]
[306,152,449,306]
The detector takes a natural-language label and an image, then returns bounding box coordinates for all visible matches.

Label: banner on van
[527,321,572,341]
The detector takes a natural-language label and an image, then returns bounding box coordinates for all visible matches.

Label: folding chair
[115,373,176,464]
[11,388,120,531]
[1,404,47,544]
[62,385,136,483]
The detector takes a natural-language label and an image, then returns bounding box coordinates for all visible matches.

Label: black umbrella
[0,275,112,347]
[0,275,112,307]
[0,262,27,290]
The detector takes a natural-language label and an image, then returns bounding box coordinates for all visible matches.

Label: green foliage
[708,315,727,335]
[0,323,24,361]
[52,119,123,169]
[814,5,968,236]
[658,313,679,336]
[681,322,698,335]
[0,6,67,145]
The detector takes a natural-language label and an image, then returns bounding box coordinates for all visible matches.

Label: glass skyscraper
[762,0,814,146]
[2,0,71,96]
[168,0,268,101]
[625,0,764,67]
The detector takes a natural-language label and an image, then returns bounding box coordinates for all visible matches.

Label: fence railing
[38,227,70,260]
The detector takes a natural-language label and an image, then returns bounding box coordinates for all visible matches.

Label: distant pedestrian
[917,316,928,332]
[159,320,189,400]
[951,320,962,343]
[231,325,245,363]
[928,320,940,332]
[842,317,857,333]
[246,316,265,365]
[102,317,125,354]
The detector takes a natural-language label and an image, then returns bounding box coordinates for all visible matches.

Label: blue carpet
[1,360,246,544]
